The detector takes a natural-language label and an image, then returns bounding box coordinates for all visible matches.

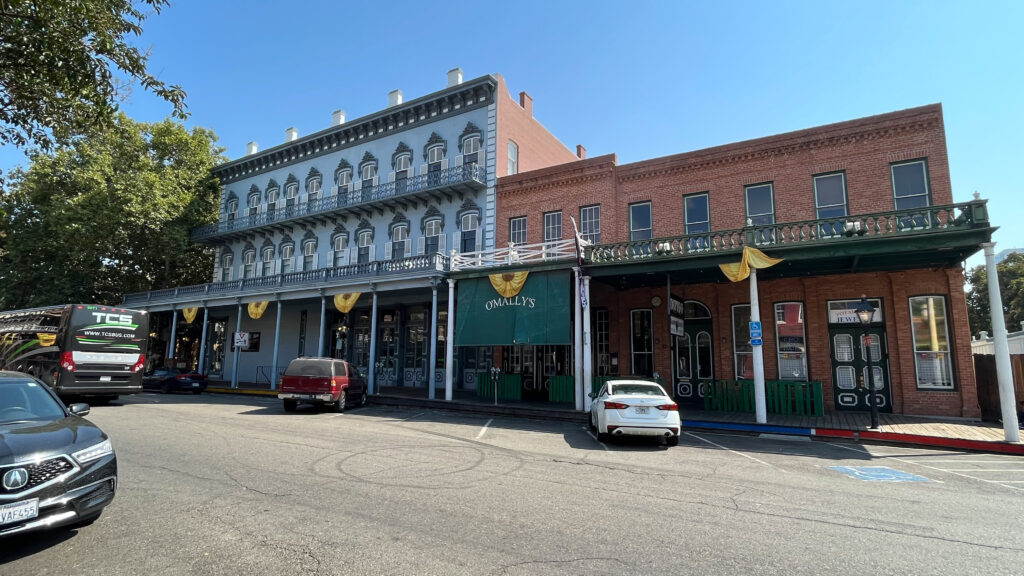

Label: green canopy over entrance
[455,270,570,346]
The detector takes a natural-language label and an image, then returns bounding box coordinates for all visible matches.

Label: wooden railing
[701,380,824,416]
[450,239,578,271]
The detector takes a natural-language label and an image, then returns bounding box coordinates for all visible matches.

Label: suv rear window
[284,359,333,377]
[333,361,348,377]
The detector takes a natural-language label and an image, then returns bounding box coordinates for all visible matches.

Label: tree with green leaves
[0,113,223,308]
[966,252,1024,337]
[0,0,186,154]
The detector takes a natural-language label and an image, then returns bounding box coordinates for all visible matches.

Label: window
[774,302,807,381]
[630,309,653,377]
[909,296,953,389]
[891,160,930,211]
[428,145,445,166]
[262,247,274,276]
[814,173,847,237]
[461,213,479,253]
[684,193,709,251]
[358,230,373,264]
[543,211,562,242]
[629,202,652,241]
[507,140,518,175]
[336,170,352,191]
[243,251,255,278]
[595,308,610,376]
[285,183,298,207]
[267,188,279,217]
[391,225,409,259]
[580,205,601,244]
[333,235,348,266]
[247,194,259,216]
[302,241,316,270]
[395,154,411,173]
[361,163,377,188]
[509,216,526,245]
[463,136,480,164]
[221,254,233,282]
[307,178,321,201]
[424,219,442,254]
[745,183,775,243]
[733,304,753,379]
[226,198,238,221]
[280,244,294,274]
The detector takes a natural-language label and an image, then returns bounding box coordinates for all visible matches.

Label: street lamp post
[854,295,880,430]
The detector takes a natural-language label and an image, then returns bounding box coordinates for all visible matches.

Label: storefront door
[827,299,892,413]
[673,319,714,407]
[376,311,398,387]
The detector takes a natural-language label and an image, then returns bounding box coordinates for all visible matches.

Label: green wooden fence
[701,380,823,416]
[476,373,522,401]
[548,375,574,403]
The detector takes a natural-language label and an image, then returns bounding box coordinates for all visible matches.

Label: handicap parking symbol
[829,466,930,482]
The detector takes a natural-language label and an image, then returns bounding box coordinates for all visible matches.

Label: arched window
[247,193,259,217]
[393,153,411,194]
[460,212,479,253]
[390,224,409,260]
[357,229,373,264]
[336,169,352,190]
[332,234,349,267]
[261,246,275,276]
[361,163,377,187]
[242,250,256,278]
[280,243,295,274]
[307,177,321,201]
[285,183,298,205]
[302,240,317,271]
[226,198,238,221]
[424,218,442,255]
[266,187,279,218]
[221,253,234,282]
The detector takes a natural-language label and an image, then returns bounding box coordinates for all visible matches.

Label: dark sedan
[0,372,117,537]
[142,367,207,394]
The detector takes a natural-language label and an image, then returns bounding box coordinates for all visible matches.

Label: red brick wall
[494,75,579,179]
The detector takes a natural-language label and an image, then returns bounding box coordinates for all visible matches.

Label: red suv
[278,357,367,413]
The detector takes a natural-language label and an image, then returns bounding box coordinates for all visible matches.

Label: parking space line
[583,427,610,451]
[943,469,1024,472]
[476,418,493,440]
[685,432,786,471]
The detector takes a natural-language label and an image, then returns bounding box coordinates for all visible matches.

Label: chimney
[331,110,345,126]
[576,145,586,159]
[246,141,258,155]
[518,91,533,116]
[388,89,403,107]
[285,127,298,142]
[447,67,463,87]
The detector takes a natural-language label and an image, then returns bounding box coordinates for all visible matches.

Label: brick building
[473,103,993,417]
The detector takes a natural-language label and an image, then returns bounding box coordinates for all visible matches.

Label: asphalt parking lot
[2,392,1021,575]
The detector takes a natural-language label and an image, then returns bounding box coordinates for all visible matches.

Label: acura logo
[2,468,28,490]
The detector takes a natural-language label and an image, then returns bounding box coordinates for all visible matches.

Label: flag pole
[750,267,767,424]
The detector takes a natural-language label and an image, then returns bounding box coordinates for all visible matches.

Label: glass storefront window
[732,305,753,379]
[909,295,953,389]
[774,302,807,381]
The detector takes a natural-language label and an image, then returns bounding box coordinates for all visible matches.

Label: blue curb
[682,419,814,436]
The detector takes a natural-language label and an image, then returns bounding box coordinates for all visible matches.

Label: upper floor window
[427,145,445,167]
[361,163,377,186]
[543,211,562,242]
[267,187,279,208]
[891,160,930,210]
[684,193,710,251]
[261,247,274,275]
[629,202,652,241]
[302,240,316,270]
[307,178,321,201]
[357,230,373,264]
[336,170,352,190]
[391,225,409,259]
[395,154,411,174]
[509,216,526,245]
[814,173,847,237]
[280,244,294,274]
[580,205,601,244]
[463,136,480,165]
[243,250,256,278]
[424,219,442,254]
[507,140,518,175]
[221,254,233,282]
[247,193,259,216]
[226,198,238,221]
[745,183,774,225]
[461,213,479,253]
[332,235,348,266]
[285,183,298,205]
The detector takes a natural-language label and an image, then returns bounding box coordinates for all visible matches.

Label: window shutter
[274,259,281,275]
[352,179,361,191]
[295,255,302,272]
[313,253,319,269]
[337,249,348,266]
[369,245,376,261]
[417,236,425,255]
[455,155,464,167]
[385,241,393,259]
[439,233,447,254]
[372,176,379,186]
[404,239,412,258]
[388,172,396,184]
[475,228,482,250]
[349,245,358,263]
[328,249,334,267]
[441,158,449,170]
[419,165,428,176]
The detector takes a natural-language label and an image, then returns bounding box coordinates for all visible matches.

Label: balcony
[123,253,447,307]
[192,163,486,242]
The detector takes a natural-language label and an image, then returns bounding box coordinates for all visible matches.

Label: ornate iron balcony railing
[191,163,485,241]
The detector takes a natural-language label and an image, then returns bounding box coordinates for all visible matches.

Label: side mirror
[68,403,91,416]
[588,392,596,399]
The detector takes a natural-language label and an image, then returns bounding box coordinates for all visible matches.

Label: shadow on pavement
[0,526,79,562]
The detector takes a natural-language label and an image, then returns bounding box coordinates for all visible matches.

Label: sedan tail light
[60,351,76,372]
[604,401,629,410]
[656,403,679,411]
[175,374,188,381]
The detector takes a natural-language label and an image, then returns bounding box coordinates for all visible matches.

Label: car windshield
[0,380,66,423]
[284,360,332,377]
[609,383,665,396]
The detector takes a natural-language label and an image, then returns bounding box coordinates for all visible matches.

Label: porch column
[445,279,456,401]
[429,280,439,400]
[582,275,594,412]
[983,242,1020,441]
[750,269,767,424]
[197,305,210,375]
[231,301,242,389]
[167,308,178,363]
[317,291,327,357]
[573,267,584,411]
[368,287,378,395]
[271,297,282,391]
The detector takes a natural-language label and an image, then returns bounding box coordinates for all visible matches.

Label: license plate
[100,375,111,382]
[191,383,199,387]
[634,407,649,414]
[0,499,39,527]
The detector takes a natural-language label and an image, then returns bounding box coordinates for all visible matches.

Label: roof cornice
[214,75,498,185]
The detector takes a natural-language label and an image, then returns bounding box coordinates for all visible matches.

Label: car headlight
[72,439,113,464]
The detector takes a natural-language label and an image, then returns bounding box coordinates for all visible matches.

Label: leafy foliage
[0,114,223,308]
[0,0,187,154]
[966,252,1024,337]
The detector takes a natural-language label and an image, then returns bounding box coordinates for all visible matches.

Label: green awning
[455,270,570,346]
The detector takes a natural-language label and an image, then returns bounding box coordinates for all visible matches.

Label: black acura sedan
[0,372,117,537]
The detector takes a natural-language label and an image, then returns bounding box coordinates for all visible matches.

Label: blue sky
[2,0,1021,266]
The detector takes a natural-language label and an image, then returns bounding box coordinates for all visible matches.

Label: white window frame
[509,216,526,245]
[745,183,775,225]
[684,193,710,234]
[221,254,233,282]
[267,187,279,207]
[226,199,238,220]
[243,251,255,278]
[261,247,274,275]
[543,211,562,243]
[629,202,652,241]
[891,160,930,210]
[395,154,411,172]
[909,295,954,389]
[336,170,351,188]
[247,194,259,214]
[302,240,316,270]
[463,136,480,155]
[774,302,808,381]
[507,140,518,175]
[361,164,377,181]
[425,219,442,237]
[358,230,373,248]
[580,205,601,244]
[813,173,847,219]
[307,178,321,200]
[280,244,294,274]
[427,145,444,164]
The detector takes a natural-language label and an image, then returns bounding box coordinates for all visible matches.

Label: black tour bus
[0,304,149,400]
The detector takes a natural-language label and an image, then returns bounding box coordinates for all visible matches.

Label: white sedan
[589,380,681,446]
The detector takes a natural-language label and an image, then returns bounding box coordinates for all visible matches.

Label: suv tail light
[130,354,145,373]
[656,403,679,411]
[604,401,629,410]
[330,378,339,391]
[60,352,76,372]
[175,374,188,381]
